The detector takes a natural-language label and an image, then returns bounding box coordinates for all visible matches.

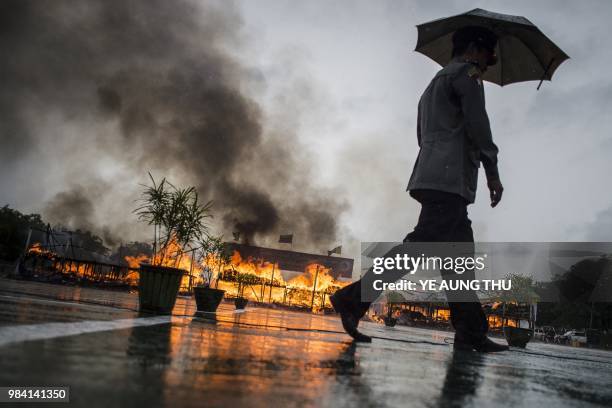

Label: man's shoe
[454,333,508,352]
[350,330,373,343]
[330,293,372,343]
[473,337,509,352]
[453,340,475,352]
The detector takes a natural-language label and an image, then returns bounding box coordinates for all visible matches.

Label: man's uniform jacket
[407,58,499,204]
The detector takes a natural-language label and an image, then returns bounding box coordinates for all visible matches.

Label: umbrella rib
[537,58,555,90]
[512,32,550,76]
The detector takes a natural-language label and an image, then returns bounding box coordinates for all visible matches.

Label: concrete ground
[0,278,611,408]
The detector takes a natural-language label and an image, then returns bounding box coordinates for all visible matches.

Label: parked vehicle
[565,330,588,344]
[557,330,588,345]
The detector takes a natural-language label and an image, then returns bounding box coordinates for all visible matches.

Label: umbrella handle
[537,58,555,91]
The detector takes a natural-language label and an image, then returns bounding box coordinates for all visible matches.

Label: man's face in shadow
[464,45,498,73]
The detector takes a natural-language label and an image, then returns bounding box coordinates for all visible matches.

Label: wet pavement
[0,278,611,408]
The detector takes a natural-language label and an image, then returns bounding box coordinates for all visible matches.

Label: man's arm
[416,101,422,147]
[452,66,503,207]
[452,67,499,179]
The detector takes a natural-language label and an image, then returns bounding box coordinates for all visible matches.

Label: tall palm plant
[135,173,213,267]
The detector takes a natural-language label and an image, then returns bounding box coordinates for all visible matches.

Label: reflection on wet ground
[0,278,611,408]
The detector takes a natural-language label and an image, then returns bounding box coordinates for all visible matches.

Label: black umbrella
[415,8,569,88]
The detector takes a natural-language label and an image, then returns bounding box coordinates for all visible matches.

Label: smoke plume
[0,0,347,250]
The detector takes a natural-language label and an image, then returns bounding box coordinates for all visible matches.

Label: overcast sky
[236,0,612,245]
[2,0,612,266]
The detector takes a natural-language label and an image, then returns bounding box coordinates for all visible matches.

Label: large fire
[23,241,526,323]
[25,238,349,311]
[213,251,349,311]
[124,238,349,311]
[25,242,139,285]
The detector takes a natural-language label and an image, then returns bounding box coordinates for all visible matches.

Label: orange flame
[125,254,149,269]
[209,250,348,310]
[26,242,139,285]
[27,239,349,311]
[27,242,54,257]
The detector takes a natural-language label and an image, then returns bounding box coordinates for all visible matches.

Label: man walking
[331,26,508,352]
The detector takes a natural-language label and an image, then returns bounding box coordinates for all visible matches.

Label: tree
[0,206,46,261]
[537,257,612,330]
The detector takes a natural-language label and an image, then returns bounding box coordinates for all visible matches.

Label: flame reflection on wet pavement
[0,278,611,408]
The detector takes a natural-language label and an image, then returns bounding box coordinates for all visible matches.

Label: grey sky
[237,0,612,246]
[1,0,611,267]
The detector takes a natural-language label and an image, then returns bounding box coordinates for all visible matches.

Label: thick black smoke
[0,0,347,250]
[44,186,96,232]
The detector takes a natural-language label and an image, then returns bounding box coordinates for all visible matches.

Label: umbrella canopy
[416,8,569,86]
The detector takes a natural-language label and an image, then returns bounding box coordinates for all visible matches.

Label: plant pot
[138,263,186,314]
[194,286,225,313]
[383,316,398,327]
[503,326,533,348]
[234,297,248,310]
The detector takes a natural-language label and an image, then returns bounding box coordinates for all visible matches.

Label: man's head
[452,26,498,71]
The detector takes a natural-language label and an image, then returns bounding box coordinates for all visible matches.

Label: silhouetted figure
[331,26,508,352]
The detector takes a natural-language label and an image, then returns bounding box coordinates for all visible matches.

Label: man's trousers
[333,189,488,342]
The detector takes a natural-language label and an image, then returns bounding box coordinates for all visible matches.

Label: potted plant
[496,273,540,348]
[234,296,249,310]
[193,236,229,313]
[234,272,258,310]
[135,174,212,314]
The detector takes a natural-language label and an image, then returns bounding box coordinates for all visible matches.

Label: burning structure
[214,243,353,311]
[128,241,354,312]
[22,242,139,288]
[22,239,353,313]
[370,291,529,330]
